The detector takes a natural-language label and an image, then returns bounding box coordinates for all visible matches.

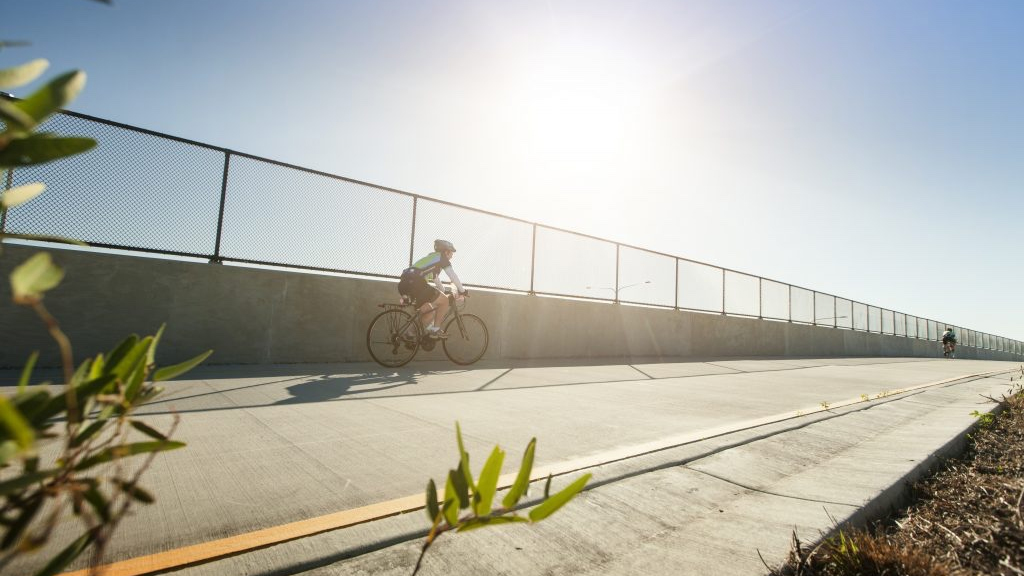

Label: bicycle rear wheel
[367,309,420,367]
[442,313,489,365]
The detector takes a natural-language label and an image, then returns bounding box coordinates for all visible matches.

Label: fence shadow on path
[95,355,938,417]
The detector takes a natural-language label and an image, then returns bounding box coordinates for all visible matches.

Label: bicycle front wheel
[367,309,420,368]
[442,313,489,365]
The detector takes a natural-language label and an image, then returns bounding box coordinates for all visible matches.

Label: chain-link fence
[3,108,1021,353]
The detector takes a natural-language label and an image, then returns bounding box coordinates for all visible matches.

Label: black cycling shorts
[398,271,441,306]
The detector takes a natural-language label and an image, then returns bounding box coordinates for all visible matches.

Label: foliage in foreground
[414,423,591,575]
[1,39,210,576]
[0,320,210,575]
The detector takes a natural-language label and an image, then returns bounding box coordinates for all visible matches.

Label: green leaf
[0,440,18,466]
[33,374,114,425]
[124,363,148,404]
[70,357,92,388]
[152,349,212,382]
[0,396,34,450]
[425,479,439,523]
[456,515,529,532]
[1,493,43,550]
[0,98,35,132]
[442,497,459,528]
[528,473,591,522]
[0,58,48,89]
[147,324,166,366]
[450,466,470,510]
[442,474,460,526]
[129,420,167,441]
[454,422,475,492]
[11,389,50,423]
[98,404,117,420]
[115,336,153,395]
[88,353,105,380]
[74,440,185,471]
[10,252,63,303]
[543,473,552,499]
[0,469,58,497]
[112,479,155,504]
[0,41,32,50]
[502,438,535,509]
[70,420,106,448]
[0,136,96,168]
[32,527,98,576]
[474,446,504,516]
[104,335,138,376]
[82,483,110,522]
[0,182,45,208]
[9,70,86,132]
[17,350,39,392]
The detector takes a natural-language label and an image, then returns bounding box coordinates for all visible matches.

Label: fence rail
[2,106,1021,354]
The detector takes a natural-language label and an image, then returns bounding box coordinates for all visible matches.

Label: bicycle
[366,291,489,368]
[942,341,956,359]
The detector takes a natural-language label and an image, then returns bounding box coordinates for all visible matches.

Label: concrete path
[3,357,1022,575]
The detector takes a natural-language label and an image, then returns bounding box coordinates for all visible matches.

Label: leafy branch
[0,252,210,574]
[413,423,591,575]
[0,33,211,576]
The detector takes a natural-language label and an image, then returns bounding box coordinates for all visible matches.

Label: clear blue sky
[6,0,1023,340]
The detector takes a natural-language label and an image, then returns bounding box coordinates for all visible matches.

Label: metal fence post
[758,277,763,319]
[813,292,817,325]
[833,297,837,328]
[788,285,792,322]
[674,259,679,310]
[211,152,231,263]
[720,268,726,314]
[408,196,418,267]
[529,224,536,295]
[614,244,620,304]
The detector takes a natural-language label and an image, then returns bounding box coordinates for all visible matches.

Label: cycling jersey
[942,332,957,343]
[404,251,466,295]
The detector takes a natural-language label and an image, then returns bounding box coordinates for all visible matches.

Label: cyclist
[398,239,467,338]
[941,327,957,357]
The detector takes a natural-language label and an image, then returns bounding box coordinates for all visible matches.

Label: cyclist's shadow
[273,371,419,406]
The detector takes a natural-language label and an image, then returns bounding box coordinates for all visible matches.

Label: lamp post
[586,280,651,304]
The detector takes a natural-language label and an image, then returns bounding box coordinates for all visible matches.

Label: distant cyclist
[398,239,467,338]
[942,327,957,357]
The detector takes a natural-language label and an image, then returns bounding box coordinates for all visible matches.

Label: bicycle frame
[381,294,465,341]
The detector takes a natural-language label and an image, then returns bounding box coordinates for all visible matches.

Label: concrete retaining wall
[1,244,1020,367]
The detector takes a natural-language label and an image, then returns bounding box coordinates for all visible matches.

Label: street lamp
[586,280,651,303]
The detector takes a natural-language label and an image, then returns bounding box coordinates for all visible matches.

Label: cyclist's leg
[432,293,450,329]
[418,293,447,330]
[411,279,445,328]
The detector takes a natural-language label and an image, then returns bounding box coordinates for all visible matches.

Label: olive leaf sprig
[413,423,591,575]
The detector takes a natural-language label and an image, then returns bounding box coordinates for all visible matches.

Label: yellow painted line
[63,367,1014,576]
